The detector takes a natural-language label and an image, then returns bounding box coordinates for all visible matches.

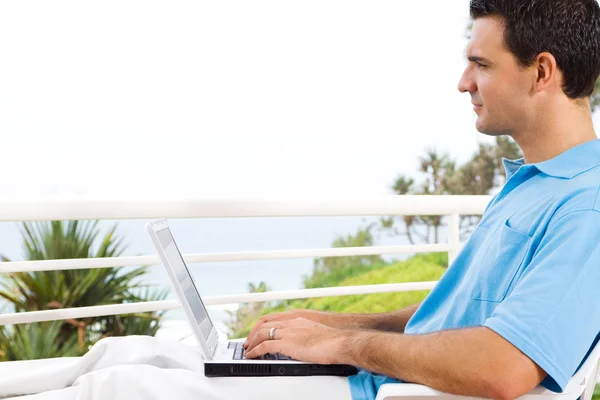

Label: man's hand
[243,309,333,350]
[244,318,349,365]
[243,304,422,351]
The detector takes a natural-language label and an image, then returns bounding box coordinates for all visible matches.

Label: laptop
[146,219,358,377]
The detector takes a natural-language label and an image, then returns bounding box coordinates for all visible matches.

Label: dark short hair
[470,0,600,99]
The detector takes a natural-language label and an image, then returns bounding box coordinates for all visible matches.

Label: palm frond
[0,321,82,361]
[0,220,165,359]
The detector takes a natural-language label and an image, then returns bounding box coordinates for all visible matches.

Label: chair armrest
[375,383,586,400]
[375,383,469,400]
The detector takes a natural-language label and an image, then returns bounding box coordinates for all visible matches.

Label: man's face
[458,16,534,136]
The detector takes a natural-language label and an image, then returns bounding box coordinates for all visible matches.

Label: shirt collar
[502,138,600,180]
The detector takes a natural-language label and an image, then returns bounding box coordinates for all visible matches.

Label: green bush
[298,254,446,313]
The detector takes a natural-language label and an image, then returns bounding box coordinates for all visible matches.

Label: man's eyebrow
[467,55,490,64]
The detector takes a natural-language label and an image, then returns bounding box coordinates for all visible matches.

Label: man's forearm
[337,327,546,400]
[323,303,421,333]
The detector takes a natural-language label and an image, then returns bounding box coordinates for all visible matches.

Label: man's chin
[475,117,488,134]
[476,126,508,137]
[475,117,505,136]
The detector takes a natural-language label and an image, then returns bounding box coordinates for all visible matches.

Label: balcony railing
[0,195,490,326]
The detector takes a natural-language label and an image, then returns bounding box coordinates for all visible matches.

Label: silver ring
[269,327,276,340]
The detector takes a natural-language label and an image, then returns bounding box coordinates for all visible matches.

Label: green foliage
[0,321,81,360]
[596,390,600,399]
[305,223,383,289]
[304,263,383,290]
[0,221,165,360]
[593,384,600,400]
[298,253,446,314]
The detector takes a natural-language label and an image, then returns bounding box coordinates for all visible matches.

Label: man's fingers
[246,339,281,359]
[245,327,270,353]
[244,314,303,349]
[244,314,278,348]
[244,319,267,349]
[246,325,288,353]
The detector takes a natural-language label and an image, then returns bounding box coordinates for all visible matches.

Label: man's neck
[512,102,598,164]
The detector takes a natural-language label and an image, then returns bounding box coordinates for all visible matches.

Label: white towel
[0,335,351,400]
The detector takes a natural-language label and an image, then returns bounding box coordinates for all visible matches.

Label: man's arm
[340,326,546,400]
[246,320,546,400]
[326,303,421,333]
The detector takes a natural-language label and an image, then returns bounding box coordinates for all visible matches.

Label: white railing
[0,195,490,326]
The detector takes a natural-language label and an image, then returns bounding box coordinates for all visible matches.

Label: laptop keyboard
[228,341,293,361]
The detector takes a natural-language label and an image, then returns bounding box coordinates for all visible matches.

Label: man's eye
[476,62,486,68]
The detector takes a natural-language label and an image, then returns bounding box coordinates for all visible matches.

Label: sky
[0,0,485,198]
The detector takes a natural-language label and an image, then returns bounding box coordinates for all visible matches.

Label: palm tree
[418,149,456,243]
[386,175,418,244]
[0,220,166,360]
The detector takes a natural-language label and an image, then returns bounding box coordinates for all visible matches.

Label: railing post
[448,213,460,266]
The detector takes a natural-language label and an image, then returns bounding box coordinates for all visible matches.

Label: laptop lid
[146,219,219,360]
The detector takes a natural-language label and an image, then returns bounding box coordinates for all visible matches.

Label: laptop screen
[156,228,214,341]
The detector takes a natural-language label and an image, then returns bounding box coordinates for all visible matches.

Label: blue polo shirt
[349,139,600,400]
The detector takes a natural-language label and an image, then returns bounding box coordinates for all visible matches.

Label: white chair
[376,338,600,400]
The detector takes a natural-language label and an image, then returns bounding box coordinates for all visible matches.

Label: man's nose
[458,69,476,93]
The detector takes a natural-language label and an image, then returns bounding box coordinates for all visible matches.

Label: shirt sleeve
[484,209,600,392]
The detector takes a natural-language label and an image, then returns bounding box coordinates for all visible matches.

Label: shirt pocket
[474,219,532,303]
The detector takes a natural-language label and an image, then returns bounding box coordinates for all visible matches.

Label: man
[244,0,600,399]
[3,1,599,399]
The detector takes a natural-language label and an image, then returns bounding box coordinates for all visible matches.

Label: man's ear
[534,52,559,93]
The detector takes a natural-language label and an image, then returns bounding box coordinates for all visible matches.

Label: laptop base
[205,363,358,377]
